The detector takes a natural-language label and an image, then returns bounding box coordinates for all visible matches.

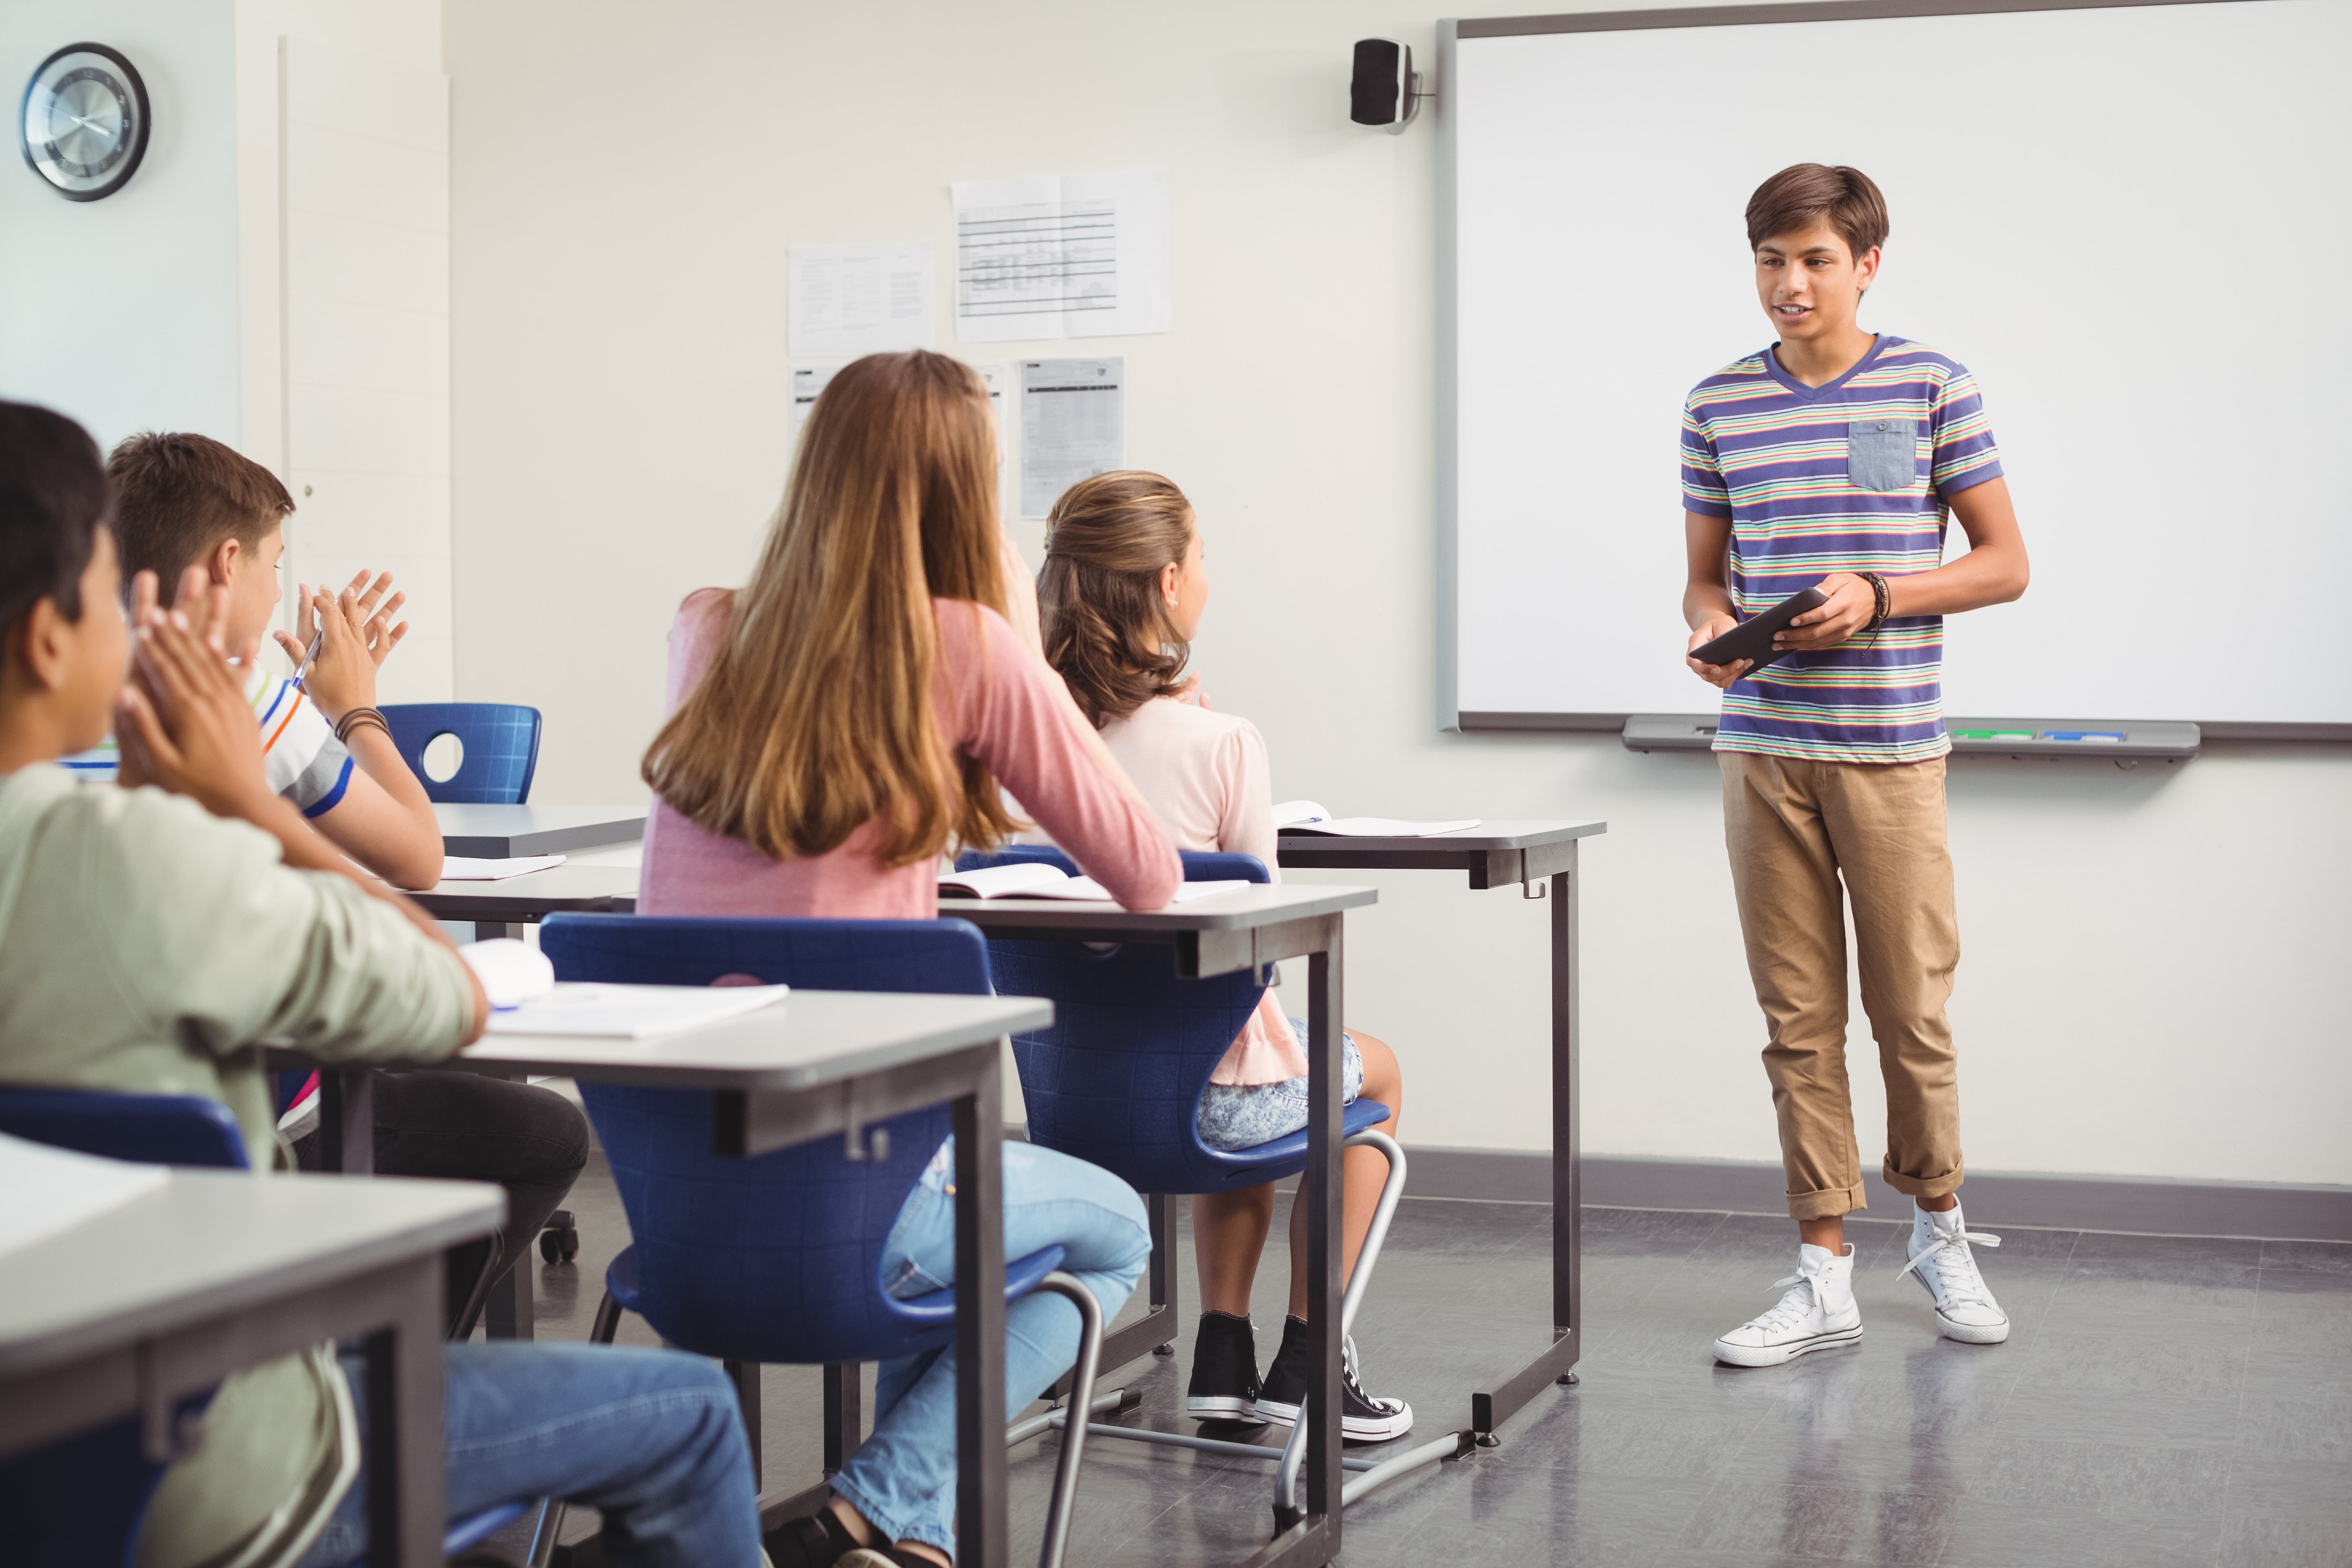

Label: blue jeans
[296,1341,757,1568]
[830,1139,1149,1557]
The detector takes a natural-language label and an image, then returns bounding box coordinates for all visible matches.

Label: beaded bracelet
[334,706,390,745]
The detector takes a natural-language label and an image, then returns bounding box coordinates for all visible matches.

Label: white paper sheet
[789,242,935,359]
[952,169,1169,343]
[0,1131,171,1259]
[441,854,567,881]
[789,363,842,440]
[1280,819,1483,838]
[1020,358,1123,519]
[483,982,793,1040]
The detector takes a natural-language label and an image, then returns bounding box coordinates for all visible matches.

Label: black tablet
[1689,586,1829,673]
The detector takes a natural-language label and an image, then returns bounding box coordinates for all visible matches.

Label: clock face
[20,43,150,202]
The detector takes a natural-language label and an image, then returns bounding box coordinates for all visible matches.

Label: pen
[292,626,324,689]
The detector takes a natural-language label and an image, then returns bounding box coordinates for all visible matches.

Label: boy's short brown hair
[1746,164,1889,260]
[106,432,293,606]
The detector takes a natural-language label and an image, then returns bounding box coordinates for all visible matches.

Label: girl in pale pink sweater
[1037,470,1413,1443]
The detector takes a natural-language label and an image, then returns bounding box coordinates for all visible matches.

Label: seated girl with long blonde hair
[640,352,1183,1568]
[1035,471,1414,1443]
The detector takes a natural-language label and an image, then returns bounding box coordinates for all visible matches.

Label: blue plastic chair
[957,847,1417,1525]
[0,1087,532,1567]
[381,702,542,804]
[537,913,1105,1568]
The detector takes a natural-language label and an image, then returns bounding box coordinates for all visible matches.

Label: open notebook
[1272,801,1481,838]
[939,863,1250,903]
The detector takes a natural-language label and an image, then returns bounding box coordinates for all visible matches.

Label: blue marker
[2038,731,2125,742]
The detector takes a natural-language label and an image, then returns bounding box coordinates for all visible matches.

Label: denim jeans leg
[829,1141,1149,1556]
[295,1341,758,1568]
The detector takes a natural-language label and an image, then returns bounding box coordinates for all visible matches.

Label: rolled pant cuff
[1786,1180,1868,1221]
[826,1475,955,1560]
[1881,1161,1964,1201]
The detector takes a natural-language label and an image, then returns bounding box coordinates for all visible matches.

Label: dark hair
[0,401,110,652]
[1746,164,1889,261]
[1037,470,1196,729]
[106,431,294,607]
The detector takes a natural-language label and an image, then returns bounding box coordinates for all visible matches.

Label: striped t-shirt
[65,665,356,815]
[1680,334,2003,764]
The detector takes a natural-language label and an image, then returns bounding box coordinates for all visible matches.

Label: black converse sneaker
[1250,1316,1413,1442]
[1186,1310,1267,1422]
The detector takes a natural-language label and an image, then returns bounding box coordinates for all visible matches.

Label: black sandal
[763,1507,865,1568]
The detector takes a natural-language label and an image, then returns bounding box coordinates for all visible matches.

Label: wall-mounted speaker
[1350,38,1423,134]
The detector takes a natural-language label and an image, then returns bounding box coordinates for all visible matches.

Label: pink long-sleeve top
[640,588,1181,920]
[1091,692,1307,1087]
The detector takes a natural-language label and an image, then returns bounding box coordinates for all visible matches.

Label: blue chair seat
[380,702,542,804]
[603,1241,1071,1330]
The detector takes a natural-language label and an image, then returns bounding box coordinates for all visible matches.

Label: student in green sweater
[0,399,764,1568]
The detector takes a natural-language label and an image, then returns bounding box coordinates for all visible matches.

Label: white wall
[443,0,2352,1189]
[0,0,242,452]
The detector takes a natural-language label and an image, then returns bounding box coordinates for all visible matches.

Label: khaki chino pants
[1721,752,1965,1220]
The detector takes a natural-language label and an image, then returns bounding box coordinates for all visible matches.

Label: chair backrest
[539,913,992,1365]
[0,1088,243,1566]
[0,1087,249,1169]
[380,702,542,804]
[956,848,1283,1195]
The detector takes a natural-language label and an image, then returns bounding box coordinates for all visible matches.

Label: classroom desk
[433,803,645,858]
[1275,820,1607,1444]
[293,988,1051,1568]
[949,883,1375,1568]
[0,1170,503,1568]
[409,862,640,937]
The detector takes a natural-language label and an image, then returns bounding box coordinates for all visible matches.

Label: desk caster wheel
[1154,1342,1176,1356]
[1557,1371,1579,1386]
[539,1209,579,1264]
[1474,1430,1502,1448]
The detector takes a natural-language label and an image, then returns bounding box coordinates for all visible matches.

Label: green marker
[1952,729,2034,741]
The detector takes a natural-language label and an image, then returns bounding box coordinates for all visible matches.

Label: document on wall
[973,361,1014,517]
[951,169,1169,343]
[789,363,842,440]
[1020,359,1123,519]
[788,242,935,359]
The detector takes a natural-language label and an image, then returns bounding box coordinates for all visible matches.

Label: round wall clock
[20,43,151,202]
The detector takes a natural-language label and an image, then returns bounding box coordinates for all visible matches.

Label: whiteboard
[1440,0,2352,733]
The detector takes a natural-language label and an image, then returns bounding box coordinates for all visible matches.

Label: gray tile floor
[505,1156,2352,1567]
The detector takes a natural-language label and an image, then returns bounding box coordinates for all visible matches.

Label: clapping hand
[115,567,274,819]
[271,569,407,720]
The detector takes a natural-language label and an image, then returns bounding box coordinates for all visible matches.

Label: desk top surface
[455,987,1051,1088]
[0,1172,501,1376]
[944,882,1375,935]
[411,862,640,916]
[1274,819,1608,862]
[435,803,647,856]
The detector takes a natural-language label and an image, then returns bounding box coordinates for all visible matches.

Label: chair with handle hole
[535,912,1105,1568]
[380,702,542,805]
[0,1087,532,1568]
[957,846,1455,1533]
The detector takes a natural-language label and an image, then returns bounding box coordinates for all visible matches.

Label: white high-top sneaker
[1712,1242,1864,1367]
[1898,1200,2009,1344]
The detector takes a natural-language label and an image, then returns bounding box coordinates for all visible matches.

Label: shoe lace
[1339,1334,1403,1414]
[1750,1272,1826,1333]
[1895,1226,2001,1307]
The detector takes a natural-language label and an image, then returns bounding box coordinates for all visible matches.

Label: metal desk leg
[472,921,528,942]
[366,1254,447,1568]
[1552,850,1582,1383]
[1470,845,1582,1438]
[321,1067,376,1175]
[1251,920,1343,1568]
[953,1065,1008,1568]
